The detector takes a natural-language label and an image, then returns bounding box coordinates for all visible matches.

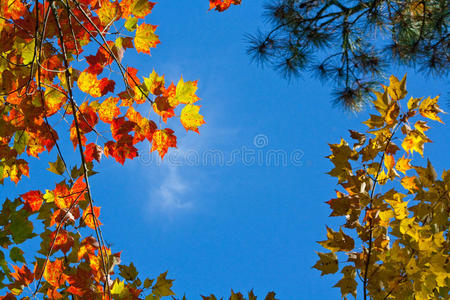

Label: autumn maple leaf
[151,129,177,158]
[10,264,34,286]
[180,104,206,133]
[134,23,160,54]
[21,190,43,212]
[209,0,241,12]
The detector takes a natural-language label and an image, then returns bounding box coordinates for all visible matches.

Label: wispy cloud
[147,164,194,214]
[141,70,243,219]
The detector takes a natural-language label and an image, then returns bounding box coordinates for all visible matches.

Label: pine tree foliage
[247,0,449,110]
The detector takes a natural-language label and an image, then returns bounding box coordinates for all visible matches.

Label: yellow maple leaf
[318,227,354,252]
[144,69,165,96]
[396,156,412,174]
[399,218,419,240]
[134,23,160,54]
[98,97,120,123]
[419,96,444,123]
[385,102,400,125]
[175,77,200,105]
[180,104,205,133]
[402,130,430,156]
[401,176,418,193]
[386,199,409,220]
[414,120,430,135]
[97,0,120,26]
[387,74,407,101]
[407,96,422,111]
[333,266,357,298]
[384,154,395,171]
[78,72,101,97]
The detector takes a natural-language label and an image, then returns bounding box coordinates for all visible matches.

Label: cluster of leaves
[0,0,276,299]
[0,0,205,297]
[248,0,449,110]
[314,75,449,299]
[1,0,207,186]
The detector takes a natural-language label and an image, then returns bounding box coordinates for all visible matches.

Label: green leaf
[13,131,29,155]
[125,17,138,31]
[9,247,25,263]
[333,266,357,298]
[264,292,278,300]
[8,210,35,244]
[312,252,339,275]
[37,230,52,256]
[152,271,175,297]
[119,262,138,281]
[0,230,11,249]
[47,155,65,175]
[230,290,244,300]
[0,198,21,226]
[143,278,154,289]
[0,250,8,272]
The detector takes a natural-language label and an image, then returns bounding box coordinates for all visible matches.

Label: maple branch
[62,0,81,59]
[65,0,155,104]
[363,120,403,300]
[34,0,73,182]
[49,1,111,295]
[72,101,106,140]
[33,187,86,295]
[30,0,53,95]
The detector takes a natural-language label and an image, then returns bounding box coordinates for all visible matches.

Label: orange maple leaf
[103,139,138,164]
[10,264,34,286]
[82,206,102,229]
[0,0,27,19]
[50,229,74,254]
[126,107,157,143]
[209,0,241,12]
[98,97,121,123]
[44,259,67,287]
[84,143,103,163]
[21,190,43,212]
[54,176,86,210]
[77,236,99,261]
[151,129,177,158]
[120,0,155,19]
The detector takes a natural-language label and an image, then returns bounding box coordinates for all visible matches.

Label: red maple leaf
[21,190,43,212]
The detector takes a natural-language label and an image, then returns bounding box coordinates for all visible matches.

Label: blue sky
[4,1,449,299]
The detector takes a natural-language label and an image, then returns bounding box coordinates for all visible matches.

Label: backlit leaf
[151,129,177,158]
[21,190,43,212]
[82,206,102,229]
[387,74,407,101]
[134,23,160,54]
[47,156,66,175]
[312,252,339,275]
[152,271,175,297]
[419,96,443,123]
[43,259,67,287]
[180,104,205,133]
